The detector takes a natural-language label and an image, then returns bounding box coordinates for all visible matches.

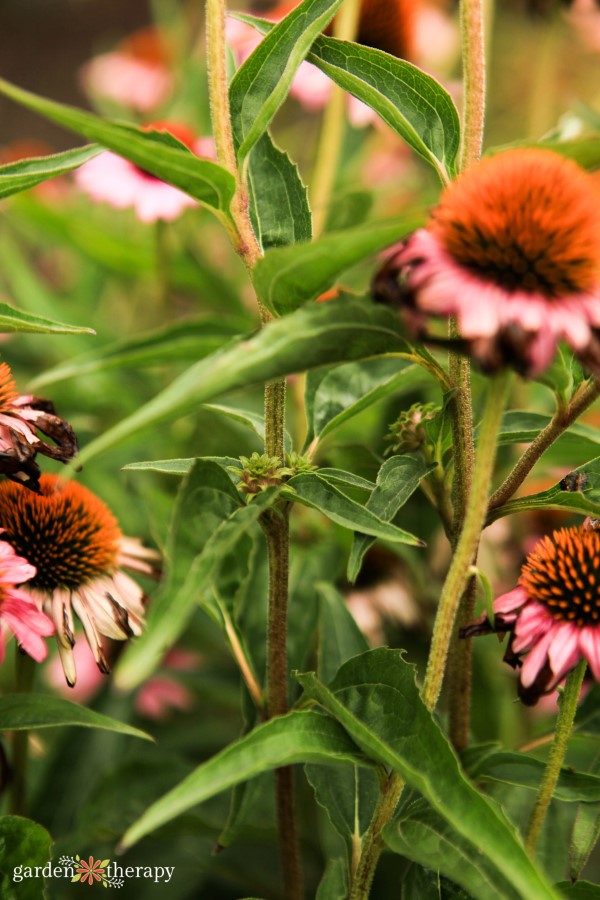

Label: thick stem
[349,774,404,900]
[421,371,509,712]
[525,660,586,854]
[10,653,36,815]
[310,0,361,237]
[447,575,477,751]
[459,0,486,171]
[488,378,600,513]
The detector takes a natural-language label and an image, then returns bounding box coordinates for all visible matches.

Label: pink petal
[520,627,557,688]
[494,586,528,615]
[579,626,600,681]
[547,623,583,683]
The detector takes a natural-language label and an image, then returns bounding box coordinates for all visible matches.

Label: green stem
[525,659,586,855]
[459,0,486,171]
[310,0,361,237]
[447,574,478,751]
[488,378,600,513]
[10,653,36,815]
[422,371,509,711]
[349,773,404,900]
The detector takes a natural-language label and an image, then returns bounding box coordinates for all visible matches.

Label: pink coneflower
[80,26,173,113]
[382,149,600,375]
[136,647,198,720]
[0,541,53,662]
[0,475,159,686]
[74,122,215,223]
[0,361,77,492]
[463,526,600,704]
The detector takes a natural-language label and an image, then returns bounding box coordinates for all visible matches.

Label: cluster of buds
[385,402,440,455]
[231,452,317,494]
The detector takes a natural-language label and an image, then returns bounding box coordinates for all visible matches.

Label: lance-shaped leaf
[253,216,421,314]
[0,78,236,214]
[469,750,600,801]
[297,649,560,900]
[281,473,424,546]
[76,297,408,465]
[247,132,312,250]
[0,144,101,198]
[347,455,436,582]
[488,454,600,524]
[119,710,368,849]
[0,694,151,740]
[0,301,93,335]
[235,14,460,181]
[229,0,344,161]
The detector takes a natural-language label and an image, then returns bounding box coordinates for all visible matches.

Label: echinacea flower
[0,474,159,686]
[0,361,78,492]
[0,541,53,662]
[461,525,600,704]
[380,149,600,375]
[80,26,173,113]
[74,122,215,223]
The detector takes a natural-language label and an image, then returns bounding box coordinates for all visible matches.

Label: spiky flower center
[431,149,600,298]
[0,362,19,409]
[0,474,121,591]
[520,527,600,625]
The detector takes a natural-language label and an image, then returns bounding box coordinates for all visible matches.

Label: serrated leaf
[297,649,560,900]
[0,301,93,335]
[0,817,52,900]
[236,15,460,180]
[488,454,600,523]
[347,455,436,582]
[119,710,367,849]
[253,217,422,314]
[0,78,236,214]
[0,694,151,740]
[281,473,424,545]
[229,0,344,161]
[0,144,101,199]
[76,297,408,465]
[305,357,429,447]
[247,131,312,250]
[29,318,242,389]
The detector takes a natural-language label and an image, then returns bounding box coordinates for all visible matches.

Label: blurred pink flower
[0,541,53,662]
[75,123,215,223]
[80,26,173,113]
[383,149,600,376]
[568,0,600,53]
[135,648,200,720]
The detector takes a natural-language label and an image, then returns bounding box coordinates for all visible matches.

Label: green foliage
[0,695,151,740]
[0,145,101,199]
[0,817,52,900]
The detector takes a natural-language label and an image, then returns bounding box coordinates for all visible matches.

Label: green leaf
[122,456,240,476]
[306,763,379,849]
[0,694,151,740]
[0,301,93,336]
[247,132,312,250]
[281,473,424,545]
[0,144,101,199]
[470,751,600,801]
[488,454,600,523]
[0,78,236,214]
[0,816,52,900]
[570,803,600,881]
[297,649,560,900]
[496,411,600,455]
[555,884,600,899]
[347,455,436,582]
[76,297,408,465]
[315,858,349,900]
[229,0,344,161]
[487,136,600,171]
[253,218,422,314]
[316,582,369,684]
[305,357,429,447]
[387,799,522,900]
[201,403,292,450]
[114,460,242,690]
[316,469,376,492]
[29,318,242,389]
[237,15,460,181]
[119,710,366,849]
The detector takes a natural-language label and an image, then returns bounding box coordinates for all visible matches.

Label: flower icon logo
[73,856,109,885]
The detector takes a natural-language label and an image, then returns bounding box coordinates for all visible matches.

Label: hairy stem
[422,371,509,712]
[206,2,299,893]
[525,659,586,854]
[447,575,478,751]
[10,653,36,815]
[488,378,600,513]
[349,773,404,900]
[459,0,486,171]
[310,0,361,237]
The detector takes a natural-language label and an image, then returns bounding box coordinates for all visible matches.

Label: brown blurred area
[0,0,151,148]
